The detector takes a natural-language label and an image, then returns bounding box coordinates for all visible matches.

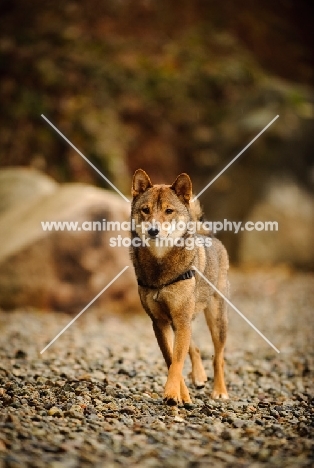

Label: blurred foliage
[0,0,313,198]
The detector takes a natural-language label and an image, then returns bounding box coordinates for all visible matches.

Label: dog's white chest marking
[149,241,171,259]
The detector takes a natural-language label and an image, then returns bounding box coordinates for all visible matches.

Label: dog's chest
[139,278,196,323]
[144,289,172,322]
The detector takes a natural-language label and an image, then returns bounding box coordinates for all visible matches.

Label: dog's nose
[148,227,159,237]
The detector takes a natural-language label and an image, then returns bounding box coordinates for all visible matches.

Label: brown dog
[130,169,229,406]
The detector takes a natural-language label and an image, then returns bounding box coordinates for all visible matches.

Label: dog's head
[131,169,197,241]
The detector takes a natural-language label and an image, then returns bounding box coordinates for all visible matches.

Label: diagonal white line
[193,266,280,353]
[192,115,279,201]
[41,114,130,203]
[40,266,129,354]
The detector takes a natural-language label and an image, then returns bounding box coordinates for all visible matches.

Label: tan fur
[130,169,229,405]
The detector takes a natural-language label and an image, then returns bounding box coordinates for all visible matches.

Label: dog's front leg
[152,318,173,369]
[152,318,192,406]
[163,312,192,406]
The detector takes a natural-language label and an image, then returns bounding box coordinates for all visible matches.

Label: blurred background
[0,0,313,312]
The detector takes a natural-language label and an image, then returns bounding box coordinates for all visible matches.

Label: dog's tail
[190,197,212,236]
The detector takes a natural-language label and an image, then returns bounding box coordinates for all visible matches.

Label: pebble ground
[0,268,313,467]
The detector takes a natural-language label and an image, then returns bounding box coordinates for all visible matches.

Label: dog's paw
[164,395,180,406]
[195,380,207,389]
[164,377,192,406]
[189,368,208,389]
[163,383,181,406]
[190,373,208,389]
[163,390,181,406]
[211,389,229,400]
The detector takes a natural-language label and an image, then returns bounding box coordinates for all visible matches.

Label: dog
[130,169,229,406]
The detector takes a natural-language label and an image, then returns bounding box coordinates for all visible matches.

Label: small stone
[0,440,7,452]
[78,373,91,381]
[194,398,205,406]
[14,349,27,359]
[117,368,136,378]
[270,409,279,418]
[244,427,258,436]
[174,416,185,423]
[105,385,117,396]
[298,423,310,436]
[221,430,232,440]
[255,419,264,426]
[258,449,271,461]
[48,406,63,417]
[184,403,196,410]
[258,401,270,408]
[120,406,136,415]
[247,406,257,412]
[232,418,245,428]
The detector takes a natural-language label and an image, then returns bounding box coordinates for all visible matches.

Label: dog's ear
[171,173,192,204]
[132,169,153,197]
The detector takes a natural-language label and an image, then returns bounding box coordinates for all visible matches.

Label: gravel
[0,267,313,467]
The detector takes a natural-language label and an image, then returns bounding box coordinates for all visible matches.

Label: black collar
[137,269,195,289]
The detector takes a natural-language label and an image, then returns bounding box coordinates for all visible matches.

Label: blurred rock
[0,167,57,215]
[0,168,139,312]
[194,79,314,262]
[239,178,314,268]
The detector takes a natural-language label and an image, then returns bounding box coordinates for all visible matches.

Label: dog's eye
[165,208,174,214]
[141,207,150,214]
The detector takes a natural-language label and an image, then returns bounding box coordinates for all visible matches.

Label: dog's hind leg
[189,338,207,388]
[204,293,229,399]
